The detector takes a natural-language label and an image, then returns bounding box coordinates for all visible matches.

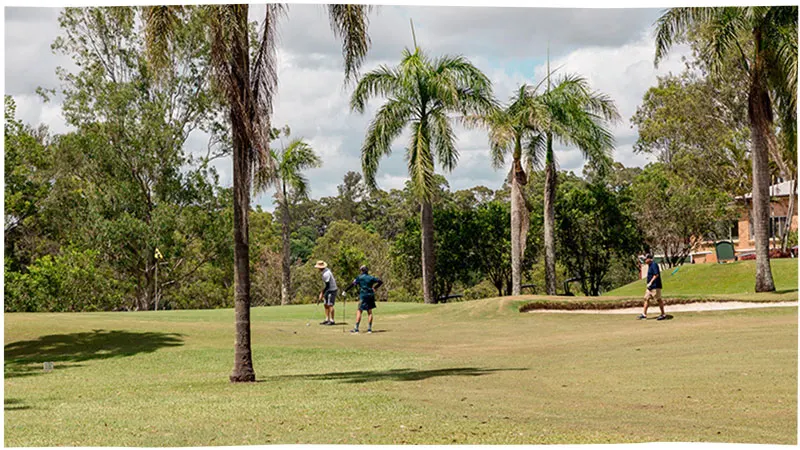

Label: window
[750,216,788,240]
[771,216,788,239]
[730,222,739,241]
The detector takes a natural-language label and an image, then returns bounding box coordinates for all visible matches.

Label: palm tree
[654,6,797,292]
[350,47,495,303]
[145,4,372,382]
[480,72,618,295]
[465,85,545,296]
[264,130,321,306]
[539,74,619,295]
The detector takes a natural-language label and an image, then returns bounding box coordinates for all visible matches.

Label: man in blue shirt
[343,265,383,334]
[639,254,666,320]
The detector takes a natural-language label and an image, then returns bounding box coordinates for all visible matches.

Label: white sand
[529,301,798,314]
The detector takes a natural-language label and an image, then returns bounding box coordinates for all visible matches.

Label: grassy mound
[604,259,798,297]
[518,295,796,313]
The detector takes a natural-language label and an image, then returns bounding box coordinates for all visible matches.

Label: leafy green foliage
[393,200,517,300]
[5,248,130,312]
[555,178,643,295]
[293,221,391,303]
[631,67,752,196]
[629,163,736,267]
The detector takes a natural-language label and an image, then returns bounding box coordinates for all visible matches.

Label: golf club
[341,290,346,333]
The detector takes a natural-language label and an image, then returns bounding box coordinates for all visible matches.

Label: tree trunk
[229,5,256,383]
[280,188,292,306]
[421,200,435,304]
[781,179,795,253]
[543,136,557,295]
[510,158,529,296]
[749,34,776,293]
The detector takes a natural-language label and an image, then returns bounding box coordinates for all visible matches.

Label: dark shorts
[359,295,376,311]
[324,290,337,306]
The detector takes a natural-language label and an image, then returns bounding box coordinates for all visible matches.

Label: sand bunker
[529,301,798,314]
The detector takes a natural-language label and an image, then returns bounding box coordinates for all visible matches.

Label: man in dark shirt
[343,265,383,334]
[639,254,666,320]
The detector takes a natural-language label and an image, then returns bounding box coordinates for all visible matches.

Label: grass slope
[605,259,798,297]
[5,299,797,445]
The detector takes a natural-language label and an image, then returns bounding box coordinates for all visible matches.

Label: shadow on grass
[4,398,32,411]
[268,367,527,384]
[4,330,184,378]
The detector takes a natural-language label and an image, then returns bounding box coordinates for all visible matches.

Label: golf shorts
[324,290,337,306]
[644,288,662,301]
[359,295,376,311]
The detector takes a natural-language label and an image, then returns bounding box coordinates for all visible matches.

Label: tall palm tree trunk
[231,122,256,381]
[510,158,529,296]
[543,135,558,295]
[280,188,292,305]
[229,5,256,383]
[781,179,795,252]
[421,200,436,303]
[749,34,777,293]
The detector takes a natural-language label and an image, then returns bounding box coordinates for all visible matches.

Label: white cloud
[376,173,410,191]
[526,25,690,172]
[5,5,690,210]
[12,93,72,135]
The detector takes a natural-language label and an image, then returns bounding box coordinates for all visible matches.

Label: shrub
[463,280,498,300]
[4,247,129,312]
[387,286,420,303]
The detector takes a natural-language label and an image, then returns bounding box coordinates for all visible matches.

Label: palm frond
[143,5,182,84]
[361,99,413,189]
[522,132,547,170]
[703,7,750,74]
[353,46,494,201]
[407,120,435,202]
[285,172,311,199]
[430,110,458,172]
[350,65,404,113]
[283,138,322,175]
[327,4,372,85]
[432,54,494,113]
[252,4,286,127]
[543,75,617,165]
[654,7,718,65]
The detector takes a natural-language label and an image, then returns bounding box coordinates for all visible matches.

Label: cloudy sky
[4,3,692,212]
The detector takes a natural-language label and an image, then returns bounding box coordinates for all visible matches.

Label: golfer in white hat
[315,260,338,325]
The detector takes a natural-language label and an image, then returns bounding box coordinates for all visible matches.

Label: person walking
[639,253,667,320]
[315,260,337,325]
[343,265,383,334]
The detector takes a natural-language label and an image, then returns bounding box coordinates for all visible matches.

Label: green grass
[5,299,797,445]
[605,259,798,297]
